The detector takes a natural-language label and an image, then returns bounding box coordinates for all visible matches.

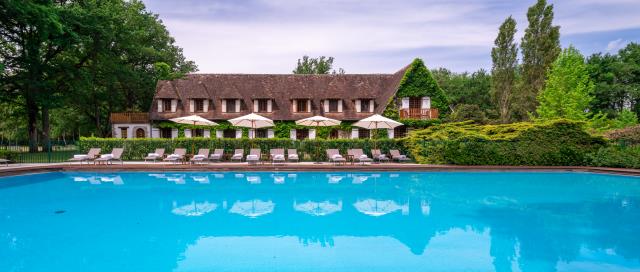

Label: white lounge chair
[246,149,261,165]
[390,150,411,162]
[69,148,101,165]
[231,149,244,162]
[270,148,285,165]
[326,149,346,165]
[164,148,187,164]
[372,149,390,163]
[144,148,165,162]
[191,149,210,164]
[95,148,124,165]
[209,149,224,162]
[348,149,373,165]
[287,149,299,163]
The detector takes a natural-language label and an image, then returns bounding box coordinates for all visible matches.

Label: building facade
[111,63,440,139]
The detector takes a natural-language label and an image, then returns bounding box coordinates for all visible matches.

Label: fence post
[47,139,52,163]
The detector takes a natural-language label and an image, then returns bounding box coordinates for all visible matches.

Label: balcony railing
[110,112,150,124]
[399,108,439,120]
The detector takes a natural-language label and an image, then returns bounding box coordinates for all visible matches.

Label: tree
[491,16,518,123]
[432,68,493,119]
[516,0,561,119]
[536,46,594,120]
[293,56,343,74]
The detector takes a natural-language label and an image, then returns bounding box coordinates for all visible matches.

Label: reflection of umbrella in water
[172,201,217,217]
[191,176,209,184]
[229,200,274,218]
[272,175,285,184]
[246,175,261,184]
[326,174,345,184]
[354,199,405,217]
[294,200,342,216]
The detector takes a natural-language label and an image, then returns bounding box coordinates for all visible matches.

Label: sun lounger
[372,149,390,163]
[348,149,373,164]
[231,149,244,162]
[270,149,285,164]
[246,149,261,165]
[209,149,224,162]
[287,149,299,163]
[94,148,124,165]
[69,148,101,164]
[390,149,411,162]
[0,158,9,166]
[191,149,210,164]
[164,148,186,164]
[326,149,346,165]
[144,148,165,162]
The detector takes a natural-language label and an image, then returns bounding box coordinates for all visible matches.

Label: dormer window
[194,99,204,112]
[253,99,272,113]
[324,99,342,113]
[222,99,240,113]
[293,99,311,113]
[158,99,175,113]
[162,99,172,112]
[356,99,374,113]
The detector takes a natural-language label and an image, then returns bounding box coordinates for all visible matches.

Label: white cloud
[606,38,627,53]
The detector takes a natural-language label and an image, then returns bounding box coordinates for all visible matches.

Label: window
[328,99,339,112]
[394,126,407,138]
[135,128,145,138]
[296,99,309,112]
[226,99,238,113]
[358,128,370,139]
[162,99,172,112]
[223,129,237,138]
[360,99,373,112]
[257,99,269,112]
[296,129,309,140]
[120,128,128,139]
[409,97,422,109]
[194,99,205,112]
[160,128,172,138]
[193,128,204,137]
[255,129,268,138]
[329,129,339,139]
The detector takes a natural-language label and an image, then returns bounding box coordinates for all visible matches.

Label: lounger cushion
[246,155,259,160]
[74,155,89,159]
[231,154,243,159]
[332,154,343,160]
[273,154,285,160]
[359,155,369,160]
[147,153,160,157]
[210,154,222,158]
[99,154,113,159]
[167,154,181,159]
[193,155,206,159]
[288,154,299,160]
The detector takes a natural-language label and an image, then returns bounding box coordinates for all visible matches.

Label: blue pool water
[0,171,639,272]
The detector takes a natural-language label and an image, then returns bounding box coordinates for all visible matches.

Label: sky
[141,0,640,74]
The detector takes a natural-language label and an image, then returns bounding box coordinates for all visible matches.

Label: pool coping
[1,163,640,177]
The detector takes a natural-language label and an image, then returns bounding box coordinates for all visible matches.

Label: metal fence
[0,142,78,163]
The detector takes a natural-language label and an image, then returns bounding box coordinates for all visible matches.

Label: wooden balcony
[110,112,150,124]
[399,108,439,120]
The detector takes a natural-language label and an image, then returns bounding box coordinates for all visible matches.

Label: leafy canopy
[536,46,594,120]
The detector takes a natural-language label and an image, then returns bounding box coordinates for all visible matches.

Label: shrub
[78,137,408,161]
[588,145,640,169]
[603,124,640,145]
[0,149,17,161]
[406,119,606,166]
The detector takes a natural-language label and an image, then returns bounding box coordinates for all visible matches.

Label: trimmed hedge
[406,119,607,166]
[588,145,640,169]
[78,137,408,161]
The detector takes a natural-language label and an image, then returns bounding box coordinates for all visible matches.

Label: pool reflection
[1,171,640,271]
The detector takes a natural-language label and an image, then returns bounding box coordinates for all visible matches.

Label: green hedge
[588,145,640,169]
[78,137,408,161]
[406,119,607,166]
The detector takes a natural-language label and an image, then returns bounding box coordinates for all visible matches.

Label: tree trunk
[27,95,39,153]
[41,105,50,152]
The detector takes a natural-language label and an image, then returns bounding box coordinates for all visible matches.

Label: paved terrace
[1,161,640,177]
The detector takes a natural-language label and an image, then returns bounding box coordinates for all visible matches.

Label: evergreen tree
[491,16,518,123]
[516,0,561,119]
[536,46,594,120]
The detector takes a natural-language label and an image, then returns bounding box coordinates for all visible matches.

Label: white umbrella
[353,114,402,130]
[169,115,218,126]
[172,201,217,217]
[228,113,274,129]
[296,116,341,163]
[294,200,342,216]
[354,199,406,217]
[229,199,274,218]
[295,115,341,127]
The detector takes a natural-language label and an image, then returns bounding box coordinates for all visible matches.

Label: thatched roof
[150,65,409,121]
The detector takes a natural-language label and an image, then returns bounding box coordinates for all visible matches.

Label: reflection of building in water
[294,200,342,216]
[229,200,275,218]
[72,175,123,185]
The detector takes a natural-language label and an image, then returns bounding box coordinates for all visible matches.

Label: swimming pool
[0,171,639,271]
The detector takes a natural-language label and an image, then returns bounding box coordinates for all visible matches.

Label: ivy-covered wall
[383,58,449,119]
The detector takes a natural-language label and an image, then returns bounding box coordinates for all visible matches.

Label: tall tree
[432,68,492,119]
[536,46,594,120]
[293,56,343,74]
[491,16,518,123]
[516,0,561,119]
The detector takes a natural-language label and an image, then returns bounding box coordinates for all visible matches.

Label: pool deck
[1,161,640,177]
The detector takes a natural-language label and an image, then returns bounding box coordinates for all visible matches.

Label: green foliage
[537,46,594,120]
[517,0,561,119]
[432,68,492,119]
[405,119,605,166]
[588,145,640,169]
[394,59,449,114]
[0,149,17,160]
[603,124,640,145]
[491,16,518,123]
[78,137,408,161]
[446,104,488,124]
[292,56,344,74]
